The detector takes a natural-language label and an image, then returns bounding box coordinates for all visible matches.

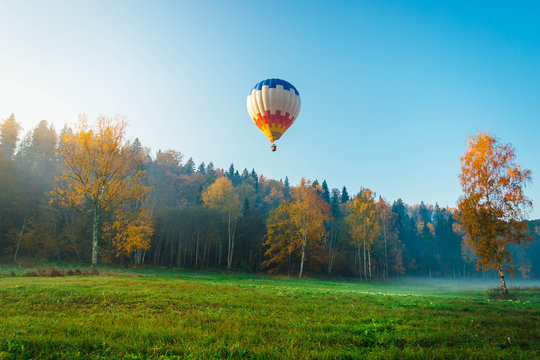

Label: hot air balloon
[246,78,301,151]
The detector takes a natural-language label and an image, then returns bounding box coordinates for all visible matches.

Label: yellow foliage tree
[262,200,299,275]
[263,178,329,278]
[457,132,533,296]
[51,115,153,266]
[202,177,240,269]
[346,188,380,279]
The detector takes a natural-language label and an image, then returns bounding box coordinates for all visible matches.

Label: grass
[0,266,538,359]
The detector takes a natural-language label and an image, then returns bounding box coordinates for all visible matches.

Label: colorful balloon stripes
[247,78,301,143]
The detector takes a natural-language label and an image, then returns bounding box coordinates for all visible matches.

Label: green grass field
[0,267,538,359]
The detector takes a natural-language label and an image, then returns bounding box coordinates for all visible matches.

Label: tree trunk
[53,223,61,262]
[227,213,236,269]
[328,225,336,275]
[356,243,360,276]
[183,242,187,267]
[299,231,307,279]
[203,240,208,267]
[498,268,509,297]
[13,215,27,263]
[195,231,200,268]
[71,234,81,262]
[91,208,100,268]
[177,235,182,267]
[383,213,388,278]
[288,252,291,278]
[218,242,222,267]
[227,211,232,269]
[363,239,367,280]
[368,250,371,278]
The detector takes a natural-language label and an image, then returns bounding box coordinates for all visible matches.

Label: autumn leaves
[263,179,329,278]
[457,132,533,296]
[46,114,533,291]
[263,181,390,279]
[51,115,154,266]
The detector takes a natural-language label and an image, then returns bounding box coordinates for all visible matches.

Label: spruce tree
[0,114,22,160]
[241,168,250,183]
[242,197,250,216]
[284,176,290,198]
[321,180,330,203]
[197,162,206,174]
[341,186,350,203]
[330,188,341,218]
[228,164,235,180]
[183,157,195,174]
[251,169,258,192]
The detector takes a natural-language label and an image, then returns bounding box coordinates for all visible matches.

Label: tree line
[1,114,538,279]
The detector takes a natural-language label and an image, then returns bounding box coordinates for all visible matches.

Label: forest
[1,114,539,279]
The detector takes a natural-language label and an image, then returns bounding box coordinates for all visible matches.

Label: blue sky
[1,0,539,218]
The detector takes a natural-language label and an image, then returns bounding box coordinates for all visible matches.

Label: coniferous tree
[1,116,537,279]
[393,199,414,273]
[242,197,250,217]
[283,176,290,198]
[251,169,259,193]
[233,170,241,186]
[241,168,250,182]
[321,180,330,203]
[197,162,206,174]
[0,114,22,160]
[327,188,343,274]
[183,157,195,174]
[341,186,350,203]
[227,164,235,180]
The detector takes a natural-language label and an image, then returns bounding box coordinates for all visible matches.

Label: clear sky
[1,0,539,218]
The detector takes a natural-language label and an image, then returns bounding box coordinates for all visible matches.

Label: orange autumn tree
[51,115,153,266]
[457,132,533,296]
[262,200,298,276]
[263,178,330,278]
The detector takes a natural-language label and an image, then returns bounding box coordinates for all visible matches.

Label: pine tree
[242,197,250,217]
[227,164,235,180]
[241,168,250,183]
[283,176,290,198]
[197,162,206,174]
[321,180,330,203]
[341,186,350,203]
[251,169,259,192]
[233,170,241,186]
[330,188,341,218]
[183,157,195,174]
[0,114,22,159]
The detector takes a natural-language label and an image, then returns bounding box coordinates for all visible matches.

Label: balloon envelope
[246,78,301,143]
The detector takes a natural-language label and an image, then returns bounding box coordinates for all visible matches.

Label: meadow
[0,266,538,359]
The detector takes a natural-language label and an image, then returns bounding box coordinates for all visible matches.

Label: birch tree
[346,188,380,279]
[51,115,153,267]
[202,177,240,269]
[457,132,533,296]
